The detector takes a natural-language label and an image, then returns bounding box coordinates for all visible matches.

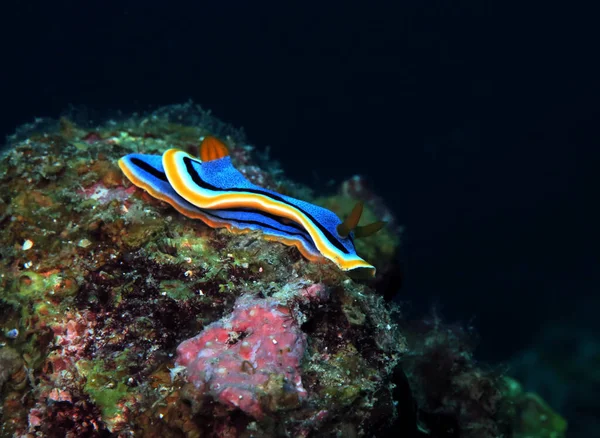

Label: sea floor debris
[0,103,565,437]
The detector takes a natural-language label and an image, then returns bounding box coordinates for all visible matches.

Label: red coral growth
[82,132,103,144]
[29,399,107,437]
[299,283,330,302]
[24,311,105,436]
[47,311,97,372]
[77,181,136,204]
[176,296,308,419]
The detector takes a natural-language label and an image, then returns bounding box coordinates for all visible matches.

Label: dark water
[2,1,599,434]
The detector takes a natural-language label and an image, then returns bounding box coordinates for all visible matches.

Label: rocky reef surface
[0,104,565,437]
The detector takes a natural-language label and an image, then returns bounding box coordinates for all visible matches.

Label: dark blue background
[2,1,598,367]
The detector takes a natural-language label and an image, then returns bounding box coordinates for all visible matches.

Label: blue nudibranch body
[119,137,382,276]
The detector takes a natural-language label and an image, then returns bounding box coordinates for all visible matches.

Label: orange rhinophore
[199,136,229,162]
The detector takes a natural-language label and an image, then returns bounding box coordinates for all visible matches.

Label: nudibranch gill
[118,136,384,276]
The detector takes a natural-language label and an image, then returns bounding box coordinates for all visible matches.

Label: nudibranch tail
[162,148,376,276]
[199,136,229,162]
[118,154,207,220]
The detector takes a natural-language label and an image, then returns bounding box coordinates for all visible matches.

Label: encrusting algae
[0,103,566,437]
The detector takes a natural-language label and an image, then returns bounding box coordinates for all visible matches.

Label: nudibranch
[118,137,384,276]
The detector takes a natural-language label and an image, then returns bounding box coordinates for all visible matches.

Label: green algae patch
[322,383,362,407]
[259,373,303,413]
[159,280,196,301]
[100,214,167,250]
[306,343,377,409]
[170,234,215,263]
[78,352,133,420]
[13,272,47,299]
[32,300,64,319]
[499,377,567,438]
[341,295,367,326]
[146,232,220,269]
[11,271,64,301]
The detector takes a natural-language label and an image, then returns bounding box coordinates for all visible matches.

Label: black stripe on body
[183,157,351,255]
[130,157,169,182]
[199,209,316,245]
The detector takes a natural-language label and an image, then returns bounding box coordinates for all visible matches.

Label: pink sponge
[176,296,308,419]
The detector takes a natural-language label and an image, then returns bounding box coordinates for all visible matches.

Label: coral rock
[176,295,307,419]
